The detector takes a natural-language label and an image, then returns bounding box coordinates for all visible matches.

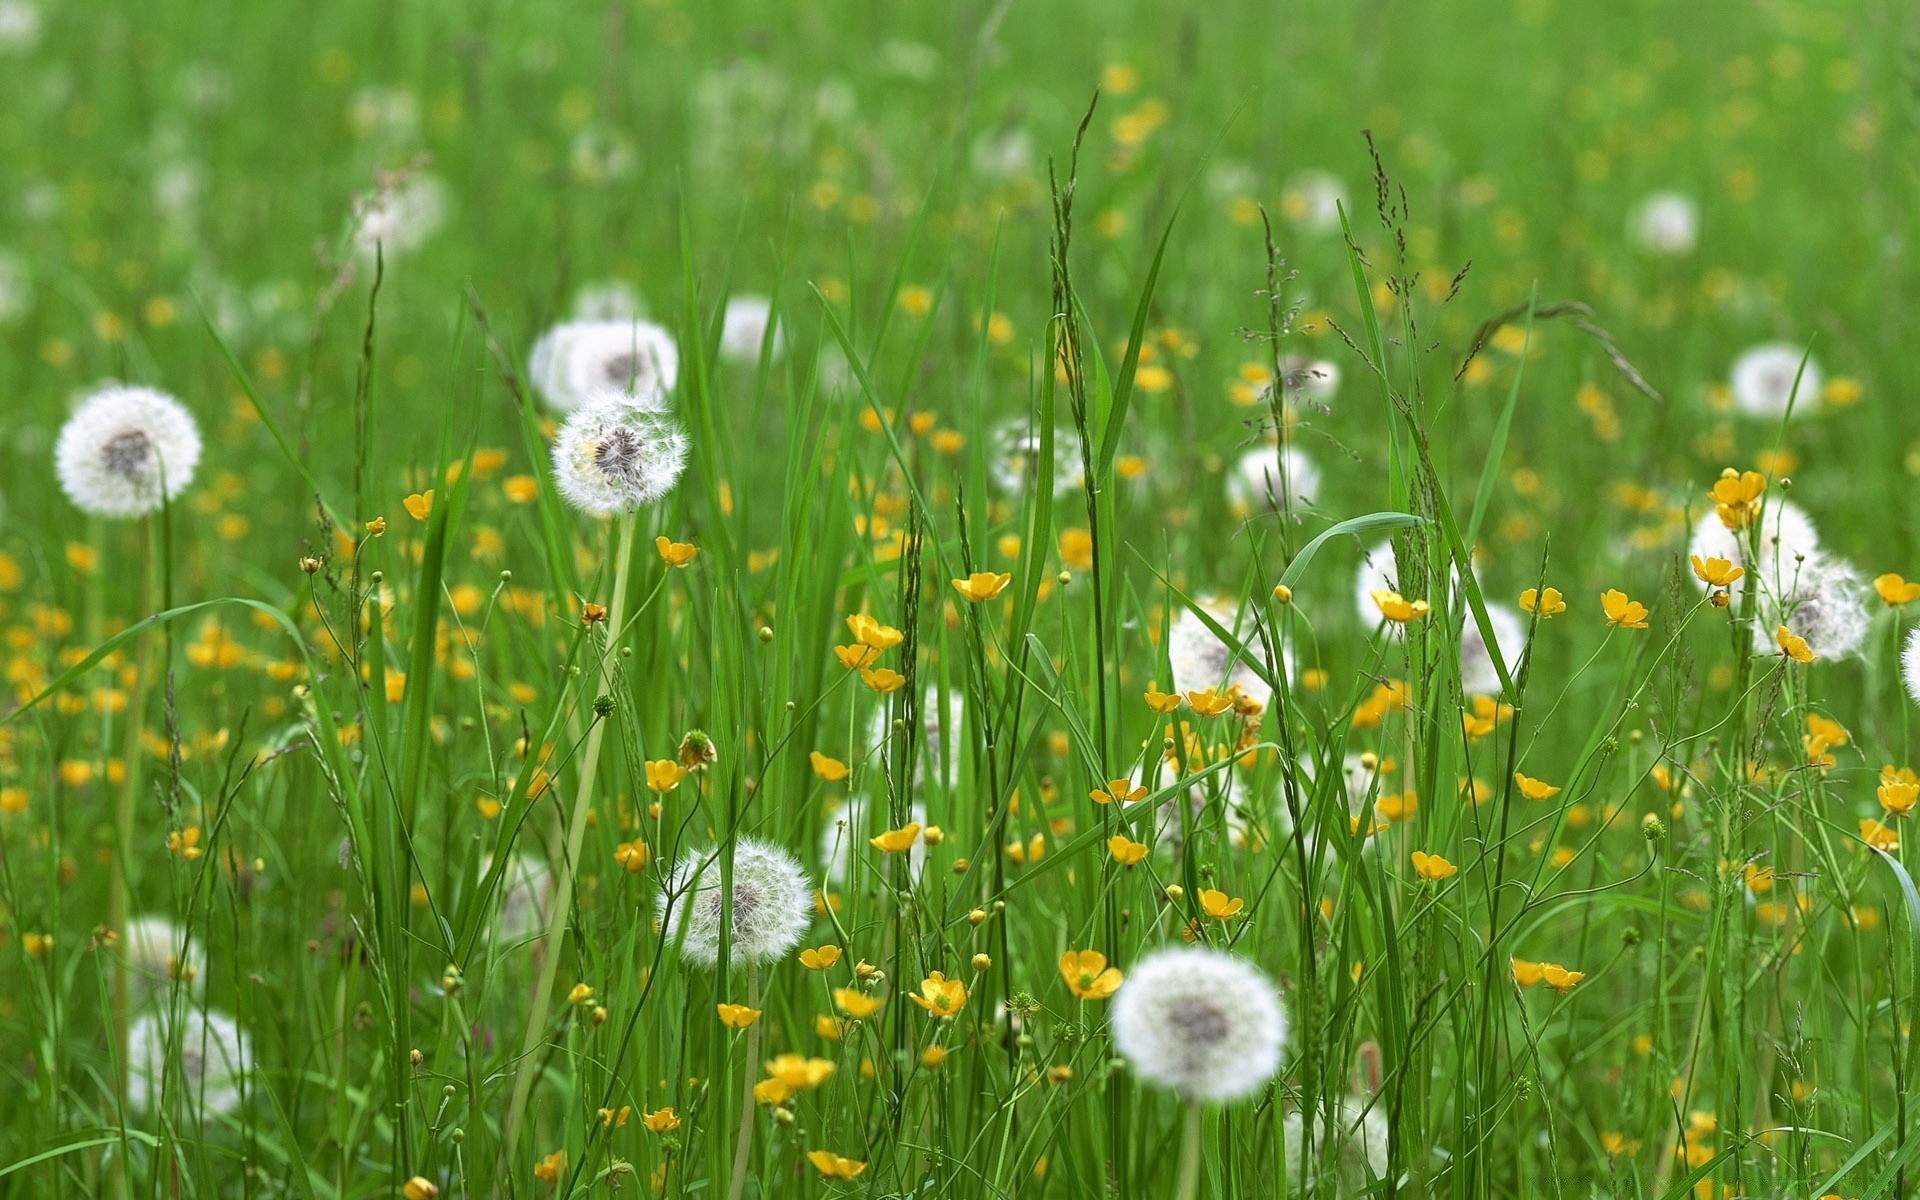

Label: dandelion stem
[1175,1102,1204,1200]
[500,515,636,1164]
[727,960,762,1200]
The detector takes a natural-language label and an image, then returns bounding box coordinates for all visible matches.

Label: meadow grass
[2,2,1919,1198]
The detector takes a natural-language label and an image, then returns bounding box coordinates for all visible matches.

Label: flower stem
[727,960,762,1200]
[1175,1101,1204,1200]
[500,517,636,1161]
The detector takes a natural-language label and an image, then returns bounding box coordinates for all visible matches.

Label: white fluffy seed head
[121,914,204,998]
[1166,599,1278,710]
[658,837,813,968]
[128,1008,252,1118]
[1729,342,1821,420]
[989,419,1085,497]
[485,853,554,945]
[820,798,928,886]
[1630,191,1698,256]
[1687,499,1821,601]
[350,172,445,260]
[1902,628,1920,710]
[529,319,680,412]
[1228,445,1320,512]
[55,384,202,518]
[719,294,783,364]
[1460,602,1526,696]
[1749,554,1870,662]
[1282,1098,1391,1192]
[1110,947,1287,1102]
[1283,170,1345,234]
[1283,355,1340,405]
[550,398,689,517]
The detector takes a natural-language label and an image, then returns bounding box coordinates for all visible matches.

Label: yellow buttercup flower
[1198,888,1245,919]
[1059,950,1123,1000]
[1513,772,1560,801]
[655,535,698,566]
[860,666,907,693]
[1690,555,1745,589]
[764,1054,836,1088]
[1776,624,1816,664]
[1540,963,1584,993]
[1862,818,1901,852]
[951,572,1012,602]
[869,823,921,853]
[1143,685,1183,714]
[806,1151,867,1180]
[799,944,843,970]
[833,988,884,1019]
[1410,850,1457,881]
[845,613,903,649]
[1370,589,1431,623]
[1875,573,1920,606]
[642,1107,680,1133]
[717,1003,762,1028]
[1600,589,1649,629]
[1184,688,1235,717]
[908,971,968,1017]
[1089,778,1147,805]
[1107,835,1149,865]
[833,643,881,669]
[402,490,433,520]
[810,751,850,781]
[645,759,686,793]
[1518,586,1566,617]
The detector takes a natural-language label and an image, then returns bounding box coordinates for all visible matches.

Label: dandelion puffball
[1110,947,1287,1102]
[1729,342,1821,420]
[1282,170,1345,235]
[1630,192,1699,256]
[1166,599,1279,710]
[120,914,205,998]
[128,1008,252,1117]
[658,837,813,968]
[1902,628,1920,709]
[989,419,1085,497]
[550,398,689,517]
[1282,355,1340,405]
[1748,555,1870,662]
[1686,500,1820,599]
[54,384,202,518]
[529,319,679,412]
[1460,602,1527,696]
[1228,445,1319,512]
[350,172,445,259]
[719,294,784,365]
[1282,1098,1391,1191]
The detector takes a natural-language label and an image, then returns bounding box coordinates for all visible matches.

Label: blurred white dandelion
[120,914,204,999]
[719,294,784,365]
[128,1008,251,1118]
[1629,192,1698,256]
[1110,947,1287,1102]
[1749,555,1870,662]
[1729,342,1821,420]
[529,319,679,411]
[1227,444,1320,513]
[54,384,202,518]
[350,171,445,260]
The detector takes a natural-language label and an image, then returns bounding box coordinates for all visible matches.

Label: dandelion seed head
[350,172,445,259]
[1227,445,1319,512]
[1687,499,1821,599]
[530,319,680,412]
[550,399,688,517]
[1749,554,1870,661]
[1630,191,1698,256]
[128,1008,251,1118]
[719,294,783,364]
[1460,602,1526,695]
[989,419,1085,498]
[1282,1097,1391,1191]
[1729,342,1821,420]
[659,837,812,968]
[54,384,202,518]
[1902,628,1920,710]
[1166,599,1279,710]
[1110,947,1286,1102]
[121,914,204,998]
